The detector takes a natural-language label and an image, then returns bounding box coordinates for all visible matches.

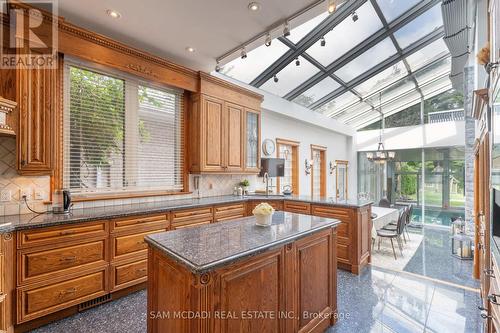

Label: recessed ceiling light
[248,2,261,11]
[106,9,121,19]
[185,47,195,53]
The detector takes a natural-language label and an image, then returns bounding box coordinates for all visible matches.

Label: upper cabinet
[189,73,262,174]
[16,61,59,175]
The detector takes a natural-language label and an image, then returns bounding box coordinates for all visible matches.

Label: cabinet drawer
[214,203,246,222]
[172,221,211,230]
[111,214,169,234]
[311,205,351,220]
[17,267,108,323]
[18,221,108,249]
[172,207,213,224]
[283,201,311,215]
[112,229,165,261]
[111,259,148,291]
[247,200,283,215]
[18,239,108,285]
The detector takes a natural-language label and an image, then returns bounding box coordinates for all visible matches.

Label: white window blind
[63,64,184,195]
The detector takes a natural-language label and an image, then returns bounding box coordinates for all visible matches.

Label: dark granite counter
[145,211,340,273]
[0,195,372,233]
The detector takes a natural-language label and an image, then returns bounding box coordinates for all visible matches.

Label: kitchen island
[146,211,341,333]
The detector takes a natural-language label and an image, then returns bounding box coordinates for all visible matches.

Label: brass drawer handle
[488,294,500,305]
[136,240,145,245]
[60,256,77,262]
[59,287,77,298]
[60,230,76,236]
[136,268,147,273]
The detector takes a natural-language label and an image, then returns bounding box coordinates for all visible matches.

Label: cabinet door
[16,65,56,175]
[245,109,260,172]
[226,102,244,171]
[202,95,225,172]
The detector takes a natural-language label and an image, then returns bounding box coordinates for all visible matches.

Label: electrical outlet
[0,190,11,202]
[34,190,45,201]
[20,188,32,200]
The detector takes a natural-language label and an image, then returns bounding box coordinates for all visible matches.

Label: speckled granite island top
[145,211,341,274]
[0,195,371,233]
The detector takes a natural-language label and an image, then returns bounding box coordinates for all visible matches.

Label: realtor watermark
[0,0,58,69]
[149,310,351,321]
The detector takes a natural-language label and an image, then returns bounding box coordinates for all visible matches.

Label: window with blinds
[63,64,184,195]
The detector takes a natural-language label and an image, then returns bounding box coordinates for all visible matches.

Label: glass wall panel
[358,146,465,227]
[493,86,500,188]
[423,89,464,124]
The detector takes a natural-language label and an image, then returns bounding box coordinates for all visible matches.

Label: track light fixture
[295,58,300,66]
[241,47,247,59]
[351,11,358,22]
[327,0,336,14]
[265,33,272,47]
[215,61,221,72]
[320,36,326,47]
[283,21,290,37]
[273,75,279,83]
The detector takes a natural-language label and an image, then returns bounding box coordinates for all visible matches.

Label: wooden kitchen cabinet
[16,56,60,175]
[189,73,262,174]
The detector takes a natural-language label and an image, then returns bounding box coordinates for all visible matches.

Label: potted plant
[239,179,250,195]
[252,202,275,226]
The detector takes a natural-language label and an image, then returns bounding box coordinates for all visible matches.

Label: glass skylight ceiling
[220,0,450,129]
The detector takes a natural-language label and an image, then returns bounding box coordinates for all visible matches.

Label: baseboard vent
[78,294,112,312]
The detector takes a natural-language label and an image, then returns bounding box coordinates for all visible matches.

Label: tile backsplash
[0,136,259,216]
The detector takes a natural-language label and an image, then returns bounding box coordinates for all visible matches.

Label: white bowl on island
[252,202,275,226]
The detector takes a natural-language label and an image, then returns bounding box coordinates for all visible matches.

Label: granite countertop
[0,195,372,233]
[145,211,341,274]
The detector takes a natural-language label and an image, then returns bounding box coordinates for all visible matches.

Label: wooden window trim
[276,138,300,195]
[50,58,190,202]
[335,160,348,199]
[310,145,326,197]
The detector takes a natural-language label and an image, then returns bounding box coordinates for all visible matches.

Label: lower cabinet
[214,203,246,222]
[111,259,148,291]
[246,200,283,215]
[311,204,371,274]
[283,200,311,215]
[17,267,109,323]
[147,227,337,333]
[171,207,213,229]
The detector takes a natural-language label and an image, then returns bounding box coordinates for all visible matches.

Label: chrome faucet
[264,172,270,197]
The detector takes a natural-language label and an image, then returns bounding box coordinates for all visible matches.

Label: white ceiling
[53,0,321,71]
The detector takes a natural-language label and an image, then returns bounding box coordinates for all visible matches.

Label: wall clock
[262,139,275,156]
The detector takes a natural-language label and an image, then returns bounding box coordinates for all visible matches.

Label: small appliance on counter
[282,185,293,196]
[52,189,72,214]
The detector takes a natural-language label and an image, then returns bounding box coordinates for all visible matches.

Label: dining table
[371,206,400,240]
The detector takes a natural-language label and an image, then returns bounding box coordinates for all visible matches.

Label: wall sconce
[305,158,314,175]
[329,161,336,175]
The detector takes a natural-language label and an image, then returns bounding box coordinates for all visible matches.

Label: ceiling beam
[284,0,441,101]
[309,27,445,111]
[250,0,368,87]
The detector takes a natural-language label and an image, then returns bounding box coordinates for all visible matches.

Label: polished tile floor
[30,227,482,333]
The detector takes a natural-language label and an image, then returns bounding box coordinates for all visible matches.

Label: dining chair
[376,209,406,259]
[378,198,391,208]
